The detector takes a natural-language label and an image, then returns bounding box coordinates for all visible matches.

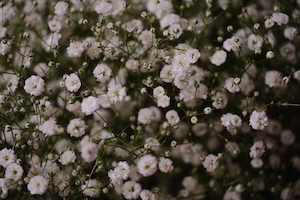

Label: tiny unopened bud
[266,51,274,59]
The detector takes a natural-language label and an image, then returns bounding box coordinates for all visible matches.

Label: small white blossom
[67,41,85,58]
[137,154,158,177]
[265,70,282,88]
[65,73,81,92]
[107,84,127,103]
[48,19,62,32]
[157,95,170,108]
[39,118,59,136]
[54,1,69,16]
[158,157,174,173]
[271,12,289,25]
[202,154,219,172]
[122,181,142,200]
[82,179,101,198]
[166,110,180,125]
[59,150,76,165]
[27,175,48,195]
[249,110,268,130]
[93,63,112,83]
[0,148,16,167]
[140,189,156,200]
[81,141,98,162]
[95,1,113,16]
[81,96,99,115]
[249,141,265,158]
[67,118,87,137]
[5,163,23,181]
[210,50,227,66]
[24,75,45,96]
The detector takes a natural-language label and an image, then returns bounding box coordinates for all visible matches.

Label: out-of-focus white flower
[210,50,227,66]
[107,83,127,103]
[265,70,282,88]
[158,157,174,173]
[271,12,289,25]
[59,150,76,165]
[0,178,8,199]
[39,118,59,136]
[82,179,101,198]
[54,1,69,16]
[137,154,157,177]
[81,96,99,115]
[5,163,23,181]
[281,129,295,145]
[247,34,263,51]
[81,141,98,162]
[95,1,113,16]
[67,41,85,58]
[48,19,62,32]
[140,189,156,200]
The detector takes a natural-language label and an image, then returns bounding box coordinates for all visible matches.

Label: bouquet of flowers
[0,0,300,199]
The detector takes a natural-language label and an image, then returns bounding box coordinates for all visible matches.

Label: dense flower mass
[0,0,300,199]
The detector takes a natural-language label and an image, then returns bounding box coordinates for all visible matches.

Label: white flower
[137,154,158,177]
[212,92,228,109]
[265,70,282,88]
[43,33,62,52]
[48,19,62,32]
[172,54,191,75]
[122,181,142,200]
[160,65,174,83]
[185,48,201,63]
[247,34,263,51]
[223,36,241,52]
[284,27,297,40]
[182,176,197,191]
[81,179,101,198]
[157,95,170,108]
[166,110,180,125]
[124,19,143,33]
[140,189,156,200]
[39,118,59,136]
[67,41,85,58]
[210,50,227,66]
[65,73,81,92]
[137,107,161,124]
[0,26,7,39]
[251,158,263,168]
[0,178,8,199]
[249,141,265,158]
[0,148,16,167]
[153,86,165,99]
[86,42,102,60]
[2,73,19,92]
[0,40,11,55]
[95,1,113,15]
[271,12,289,25]
[5,163,23,181]
[81,96,99,115]
[59,150,76,165]
[93,63,112,83]
[27,175,48,195]
[264,18,274,28]
[224,77,241,93]
[138,30,156,48]
[81,141,98,162]
[125,59,139,71]
[34,63,50,77]
[67,118,87,137]
[144,137,160,152]
[281,129,295,145]
[168,23,183,39]
[24,75,45,96]
[266,51,274,59]
[202,154,219,172]
[54,1,69,16]
[158,157,174,173]
[113,161,131,181]
[249,110,268,130]
[107,83,127,103]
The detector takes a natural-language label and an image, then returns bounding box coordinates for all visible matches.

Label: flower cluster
[0,0,300,199]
